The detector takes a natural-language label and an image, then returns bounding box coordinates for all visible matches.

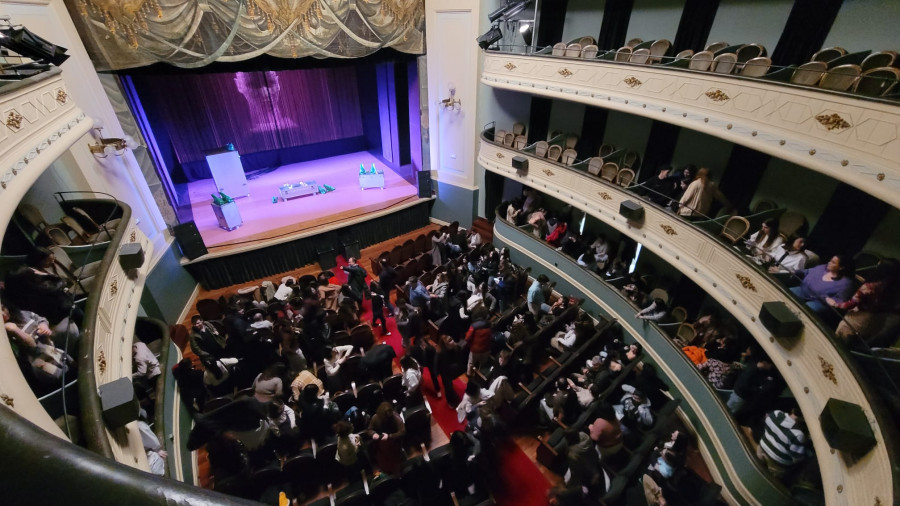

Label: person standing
[342,257,368,303]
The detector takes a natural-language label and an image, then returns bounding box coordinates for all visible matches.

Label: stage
[186,151,421,255]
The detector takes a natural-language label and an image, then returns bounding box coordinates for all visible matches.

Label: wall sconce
[440,83,461,112]
[88,121,137,158]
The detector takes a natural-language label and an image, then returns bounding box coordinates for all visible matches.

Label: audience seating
[704,41,729,53]
[547,145,563,162]
[615,47,633,62]
[561,148,578,166]
[855,66,900,96]
[535,140,549,158]
[552,42,566,56]
[630,48,651,65]
[565,43,582,58]
[811,46,847,64]
[819,64,861,91]
[600,162,619,182]
[711,53,737,74]
[625,38,643,48]
[720,216,750,244]
[740,56,771,77]
[616,168,635,187]
[582,44,600,59]
[689,51,715,71]
[790,61,827,86]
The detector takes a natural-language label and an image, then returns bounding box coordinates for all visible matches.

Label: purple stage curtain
[134,67,363,180]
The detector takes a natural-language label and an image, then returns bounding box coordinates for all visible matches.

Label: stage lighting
[0,17,69,69]
[477,25,504,50]
[520,23,533,47]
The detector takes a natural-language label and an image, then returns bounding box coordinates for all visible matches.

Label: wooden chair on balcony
[674,49,694,60]
[546,145,563,162]
[720,216,750,245]
[535,140,549,158]
[565,43,582,58]
[629,48,651,64]
[675,322,698,345]
[61,215,113,244]
[616,168,635,187]
[512,122,526,136]
[614,46,633,62]
[598,144,616,158]
[810,46,847,64]
[648,39,671,64]
[576,36,596,48]
[494,129,507,144]
[854,67,900,97]
[740,56,771,77]
[561,149,578,166]
[711,53,738,74]
[552,42,566,56]
[582,44,600,59]
[625,38,643,48]
[670,306,688,324]
[564,134,578,150]
[790,61,828,86]
[735,44,766,71]
[587,157,603,176]
[514,135,527,149]
[861,50,898,72]
[622,151,640,169]
[819,64,861,91]
[689,51,715,71]
[599,162,619,182]
[704,41,730,53]
[503,132,515,147]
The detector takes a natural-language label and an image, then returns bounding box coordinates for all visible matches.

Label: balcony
[480,50,900,210]
[478,132,897,506]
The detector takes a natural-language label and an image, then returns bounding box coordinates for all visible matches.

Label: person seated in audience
[4,247,83,326]
[567,377,602,408]
[252,362,284,403]
[572,354,605,387]
[317,274,340,312]
[635,298,668,321]
[527,208,548,238]
[407,275,432,309]
[559,230,583,258]
[136,413,168,476]
[273,278,294,301]
[577,248,601,272]
[698,357,742,390]
[545,218,568,247]
[604,257,628,280]
[790,254,855,319]
[726,357,779,417]
[587,404,624,458]
[615,384,654,444]
[768,237,809,274]
[189,314,228,363]
[467,229,483,250]
[427,272,450,314]
[704,334,741,363]
[589,235,611,271]
[341,257,368,303]
[757,406,807,479]
[334,419,365,482]
[622,280,648,308]
[3,302,75,386]
[201,356,239,397]
[828,258,899,342]
[745,219,784,262]
[131,340,160,385]
[368,281,391,337]
[266,398,298,457]
[172,358,206,412]
[289,368,324,403]
[399,355,423,406]
[506,198,524,225]
[323,344,354,392]
[563,428,604,496]
[551,321,578,352]
[249,312,272,330]
[541,379,581,428]
[644,166,678,207]
[676,167,729,220]
[367,401,406,475]
[624,343,643,363]
[527,274,552,317]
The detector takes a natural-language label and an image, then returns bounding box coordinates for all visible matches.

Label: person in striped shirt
[757,407,807,478]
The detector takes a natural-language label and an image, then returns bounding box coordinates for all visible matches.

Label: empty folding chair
[740,56,771,77]
[689,51,715,71]
[616,168,635,187]
[861,50,898,72]
[551,42,567,56]
[71,207,121,235]
[854,67,900,96]
[704,41,729,53]
[720,216,751,244]
[614,46,633,62]
[790,61,828,86]
[629,48,651,64]
[735,43,765,70]
[503,132,515,146]
[674,49,694,60]
[622,151,640,169]
[587,157,603,176]
[598,144,616,158]
[61,215,112,244]
[565,43,582,58]
[564,134,578,150]
[535,140,549,158]
[648,39,671,63]
[514,135,527,149]
[819,64,861,91]
[512,122,526,136]
[711,53,738,74]
[546,145,563,162]
[600,162,619,182]
[493,129,507,144]
[581,44,599,59]
[561,149,578,166]
[625,38,643,48]
[577,36,596,47]
[810,46,847,64]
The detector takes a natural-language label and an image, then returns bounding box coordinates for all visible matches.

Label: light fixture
[520,22,533,47]
[477,25,504,50]
[0,16,69,80]
[478,1,532,50]
[88,125,137,158]
[439,83,461,112]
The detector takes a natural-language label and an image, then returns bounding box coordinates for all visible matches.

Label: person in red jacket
[465,317,493,376]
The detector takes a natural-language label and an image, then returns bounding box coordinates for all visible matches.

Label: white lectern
[205,147,249,198]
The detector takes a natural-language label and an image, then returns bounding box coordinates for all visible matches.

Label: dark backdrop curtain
[717,146,768,214]
[771,0,843,66]
[535,0,569,47]
[596,0,635,51]
[672,0,721,53]
[131,67,363,181]
[639,122,680,182]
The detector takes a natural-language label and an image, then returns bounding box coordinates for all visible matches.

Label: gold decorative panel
[623,76,642,88]
[5,111,24,130]
[819,356,837,385]
[735,274,757,292]
[815,113,851,131]
[660,224,677,236]
[558,68,572,78]
[705,89,730,102]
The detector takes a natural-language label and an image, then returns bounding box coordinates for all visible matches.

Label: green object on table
[360,163,366,174]
[371,163,377,174]
[324,184,335,192]
[211,193,224,205]
[272,196,277,203]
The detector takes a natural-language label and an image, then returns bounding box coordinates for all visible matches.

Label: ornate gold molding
[496,152,504,159]
[1,394,13,408]
[5,111,24,130]
[876,173,885,181]
[705,89,730,102]
[542,169,555,176]
[660,224,677,236]
[815,113,851,131]
[130,231,137,242]
[819,355,837,385]
[598,192,612,200]
[55,89,68,104]
[110,279,118,296]
[98,350,107,375]
[504,62,516,71]
[735,274,757,292]
[558,68,572,78]
[623,76,642,88]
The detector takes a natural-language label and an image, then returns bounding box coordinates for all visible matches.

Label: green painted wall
[752,158,839,233]
[432,180,477,227]
[626,0,682,44]
[670,129,734,178]
[863,208,900,259]
[603,111,653,157]
[823,0,900,53]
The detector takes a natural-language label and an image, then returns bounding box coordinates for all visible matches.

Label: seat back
[18,203,51,230]
[819,64,861,91]
[670,306,688,323]
[676,322,697,344]
[514,135,527,149]
[704,41,729,53]
[565,43,582,58]
[616,168,635,187]
[720,216,750,244]
[600,162,619,182]
[622,150,639,169]
[564,134,578,149]
[675,49,694,60]
[861,50,898,72]
[689,51,714,71]
[561,148,578,166]
[811,46,847,63]
[46,227,72,246]
[494,129,507,143]
[614,46,633,62]
[581,44,599,59]
[649,39,671,60]
[740,56,771,77]
[551,42,566,56]
[535,140,549,158]
[576,35,596,47]
[790,61,827,86]
[854,67,900,96]
[711,52,738,74]
[414,234,427,254]
[736,43,765,65]
[629,48,651,64]
[512,122,525,136]
[625,38,643,48]
[503,132,515,146]
[587,157,603,176]
[546,144,563,161]
[598,144,616,158]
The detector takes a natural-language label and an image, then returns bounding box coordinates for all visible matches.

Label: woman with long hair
[367,401,406,474]
[746,219,783,261]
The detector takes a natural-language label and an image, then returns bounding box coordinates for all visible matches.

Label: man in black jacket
[377,258,398,315]
[341,257,368,303]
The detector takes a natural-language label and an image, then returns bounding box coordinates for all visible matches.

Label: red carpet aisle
[332,256,551,504]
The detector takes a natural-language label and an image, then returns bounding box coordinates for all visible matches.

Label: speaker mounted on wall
[417,171,433,198]
[820,398,876,458]
[98,377,139,429]
[759,301,802,340]
[512,155,528,174]
[172,221,208,261]
[619,200,644,223]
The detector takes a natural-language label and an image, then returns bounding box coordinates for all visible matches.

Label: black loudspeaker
[98,377,139,428]
[118,243,145,270]
[417,171,433,198]
[318,246,337,270]
[619,200,644,222]
[759,301,803,338]
[512,155,528,172]
[820,398,876,457]
[172,221,208,260]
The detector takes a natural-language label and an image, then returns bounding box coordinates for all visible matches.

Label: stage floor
[187,152,420,251]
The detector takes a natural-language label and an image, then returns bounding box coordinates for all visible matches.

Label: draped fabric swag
[65,0,425,70]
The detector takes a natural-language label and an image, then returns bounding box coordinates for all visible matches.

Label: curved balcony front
[480,51,900,210]
[478,134,896,506]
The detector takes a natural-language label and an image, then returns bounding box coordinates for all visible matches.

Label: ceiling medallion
[660,224,677,236]
[735,273,757,292]
[558,68,573,78]
[815,113,851,131]
[542,169,555,176]
[705,89,730,102]
[623,76,642,88]
[598,192,612,200]
[504,62,517,71]
[5,111,24,130]
[818,355,837,385]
